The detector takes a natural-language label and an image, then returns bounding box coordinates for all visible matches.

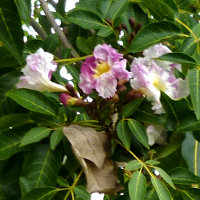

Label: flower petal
[95,73,117,98]
[143,43,171,58]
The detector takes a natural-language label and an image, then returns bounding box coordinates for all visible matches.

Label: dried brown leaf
[63,125,122,194]
[63,125,106,168]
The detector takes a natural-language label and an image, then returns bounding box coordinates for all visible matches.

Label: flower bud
[60,93,87,107]
[128,17,135,29]
[117,85,127,93]
[111,94,119,103]
[65,83,77,97]
[121,24,128,32]
[126,89,143,102]
[135,23,142,33]
[117,80,128,87]
[59,93,78,106]
[106,19,112,26]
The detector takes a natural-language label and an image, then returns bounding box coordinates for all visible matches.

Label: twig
[47,0,57,8]
[30,18,47,39]
[38,0,79,57]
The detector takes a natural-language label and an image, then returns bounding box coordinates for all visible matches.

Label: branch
[30,18,47,40]
[47,0,57,8]
[38,0,79,57]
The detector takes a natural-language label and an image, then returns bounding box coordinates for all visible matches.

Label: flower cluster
[17,44,189,114]
[79,44,131,98]
[130,44,189,113]
[17,48,67,92]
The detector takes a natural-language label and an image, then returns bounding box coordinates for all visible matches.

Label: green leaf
[0,47,19,68]
[0,129,25,160]
[20,144,60,194]
[76,36,102,54]
[74,186,91,200]
[67,10,108,30]
[141,0,175,21]
[157,131,185,159]
[181,189,200,200]
[134,103,166,126]
[65,65,80,83]
[145,160,160,165]
[127,21,181,53]
[145,188,159,200]
[56,0,66,16]
[161,93,191,131]
[122,98,144,117]
[170,167,200,185]
[75,0,101,17]
[0,189,6,200]
[97,26,113,37]
[0,154,23,199]
[180,37,197,56]
[76,37,93,54]
[158,53,197,65]
[128,119,150,149]
[50,129,63,150]
[188,68,200,120]
[20,127,51,147]
[154,167,175,189]
[0,114,29,131]
[57,176,69,187]
[14,0,31,23]
[151,176,172,200]
[126,160,142,171]
[97,0,112,18]
[7,89,58,116]
[43,34,59,54]
[183,133,200,176]
[30,112,64,128]
[20,187,58,200]
[128,171,146,200]
[116,120,132,149]
[178,115,200,132]
[0,0,24,63]
[106,0,128,22]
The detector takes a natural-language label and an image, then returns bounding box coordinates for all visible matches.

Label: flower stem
[115,139,155,177]
[55,55,92,63]
[63,170,83,200]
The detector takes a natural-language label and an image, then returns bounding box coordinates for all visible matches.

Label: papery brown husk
[63,125,123,194]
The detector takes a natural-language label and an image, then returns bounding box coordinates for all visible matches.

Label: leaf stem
[175,18,197,40]
[194,140,198,176]
[55,55,92,63]
[175,18,200,54]
[63,170,83,200]
[115,139,155,177]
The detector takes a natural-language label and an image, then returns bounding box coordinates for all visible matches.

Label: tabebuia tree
[1,0,200,199]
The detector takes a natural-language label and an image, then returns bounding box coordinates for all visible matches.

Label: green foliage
[128,171,146,200]
[128,119,149,149]
[0,0,24,64]
[7,89,58,116]
[127,21,181,53]
[1,0,200,199]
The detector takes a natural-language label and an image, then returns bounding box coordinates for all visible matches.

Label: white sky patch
[65,0,79,12]
[55,19,61,26]
[60,67,73,80]
[91,193,104,200]
[154,169,160,176]
[118,40,123,46]
[119,30,124,38]
[86,96,93,103]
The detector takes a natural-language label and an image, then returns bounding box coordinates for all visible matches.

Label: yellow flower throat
[152,75,166,91]
[93,61,110,78]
